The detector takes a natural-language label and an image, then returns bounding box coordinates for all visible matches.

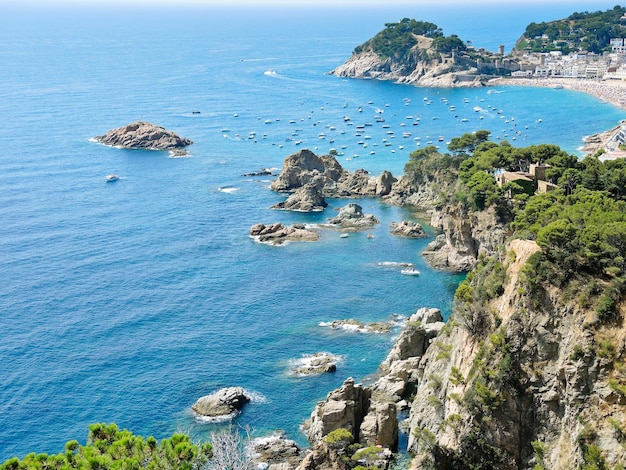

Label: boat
[105,174,119,182]
[340,233,349,238]
[401,268,420,276]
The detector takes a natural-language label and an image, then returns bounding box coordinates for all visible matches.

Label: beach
[494,77,626,111]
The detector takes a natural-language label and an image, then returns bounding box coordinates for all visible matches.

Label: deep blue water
[0,2,624,461]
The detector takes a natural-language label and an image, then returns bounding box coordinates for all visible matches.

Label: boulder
[250,223,319,245]
[191,387,249,417]
[327,203,378,229]
[272,177,327,212]
[390,221,427,238]
[376,170,397,196]
[95,121,192,150]
[292,353,339,376]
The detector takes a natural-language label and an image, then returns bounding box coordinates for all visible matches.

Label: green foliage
[323,428,353,450]
[520,6,626,54]
[1,423,212,470]
[355,18,442,60]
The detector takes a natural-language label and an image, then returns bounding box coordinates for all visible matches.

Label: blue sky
[0,0,605,5]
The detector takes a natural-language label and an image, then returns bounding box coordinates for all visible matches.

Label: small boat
[367,234,374,239]
[105,174,119,182]
[340,233,349,238]
[401,268,420,276]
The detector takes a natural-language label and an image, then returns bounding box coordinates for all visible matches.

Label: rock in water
[327,203,378,229]
[95,121,192,150]
[192,387,250,417]
[390,220,427,238]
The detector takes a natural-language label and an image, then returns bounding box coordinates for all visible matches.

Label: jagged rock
[191,387,249,417]
[292,353,339,376]
[390,221,427,238]
[330,169,376,197]
[422,205,508,272]
[305,378,371,444]
[250,222,319,245]
[380,308,443,370]
[359,402,398,449]
[376,170,397,197]
[271,149,346,192]
[253,433,301,468]
[272,176,327,212]
[327,203,378,229]
[330,42,484,88]
[270,149,394,202]
[95,121,192,150]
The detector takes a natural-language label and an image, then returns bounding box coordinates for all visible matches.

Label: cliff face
[385,175,510,272]
[406,239,626,469]
[330,39,483,88]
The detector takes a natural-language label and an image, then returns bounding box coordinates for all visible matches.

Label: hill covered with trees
[516,5,626,54]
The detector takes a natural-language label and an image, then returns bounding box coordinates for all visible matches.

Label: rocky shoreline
[263,148,506,271]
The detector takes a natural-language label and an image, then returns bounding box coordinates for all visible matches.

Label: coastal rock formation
[326,203,379,229]
[271,176,327,212]
[402,240,626,468]
[271,149,346,192]
[390,220,427,238]
[302,309,449,467]
[330,39,484,88]
[305,378,372,444]
[95,121,192,150]
[250,223,319,245]
[191,387,249,418]
[376,170,397,197]
[319,319,392,334]
[422,204,508,272]
[271,149,397,203]
[292,353,339,376]
[253,433,302,469]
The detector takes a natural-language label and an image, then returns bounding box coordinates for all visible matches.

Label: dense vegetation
[517,5,626,54]
[405,130,626,322]
[354,17,466,65]
[406,131,626,468]
[1,423,213,470]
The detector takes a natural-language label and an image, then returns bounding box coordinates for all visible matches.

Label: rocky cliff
[330,49,483,88]
[299,240,626,469]
[405,239,626,469]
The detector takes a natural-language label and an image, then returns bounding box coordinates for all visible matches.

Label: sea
[0,1,624,462]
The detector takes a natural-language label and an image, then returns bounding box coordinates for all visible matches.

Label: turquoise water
[0,2,624,461]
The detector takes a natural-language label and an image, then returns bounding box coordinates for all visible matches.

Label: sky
[0,0,616,5]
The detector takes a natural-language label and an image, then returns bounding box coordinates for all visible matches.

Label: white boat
[401,268,420,276]
[340,233,349,238]
[105,174,119,182]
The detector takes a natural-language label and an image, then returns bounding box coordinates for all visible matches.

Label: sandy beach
[493,77,626,111]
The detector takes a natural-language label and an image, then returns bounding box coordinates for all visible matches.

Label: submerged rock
[250,222,319,245]
[319,318,392,334]
[192,387,249,418]
[291,352,339,376]
[95,121,192,150]
[390,220,427,238]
